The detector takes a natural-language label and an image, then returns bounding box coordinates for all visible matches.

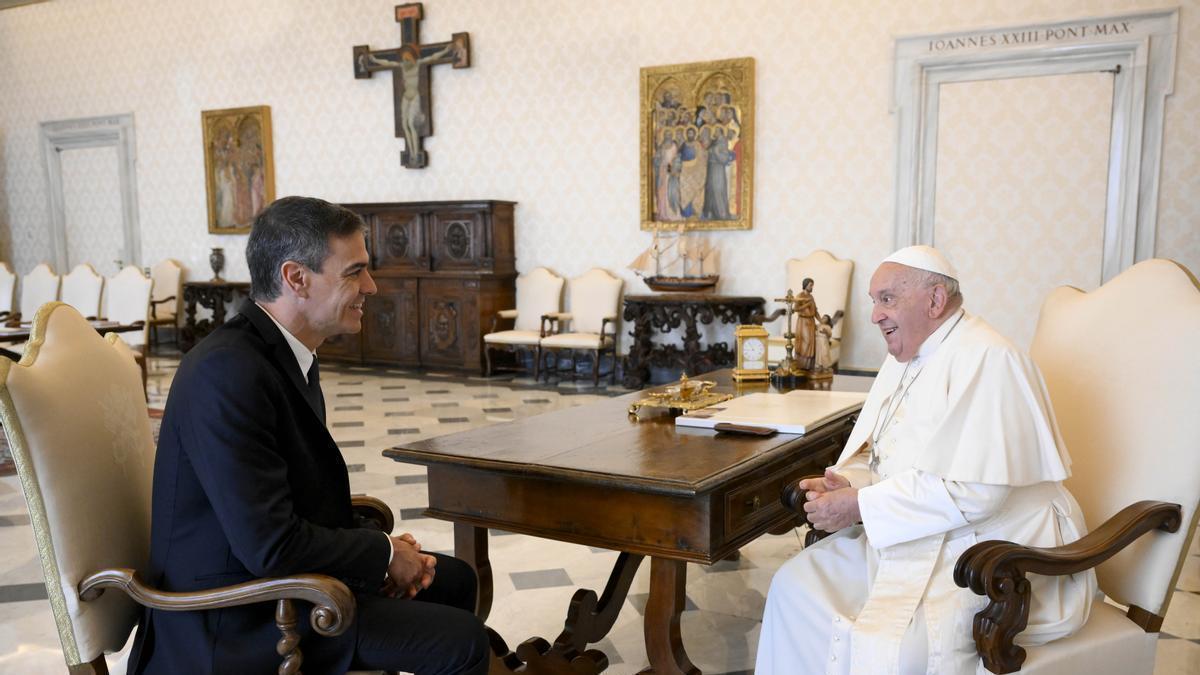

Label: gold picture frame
[202,105,275,234]
[640,57,754,231]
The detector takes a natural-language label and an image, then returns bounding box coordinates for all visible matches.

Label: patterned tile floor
[0,355,1196,673]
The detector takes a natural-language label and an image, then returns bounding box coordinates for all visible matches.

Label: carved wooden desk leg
[640,557,699,675]
[455,522,493,620]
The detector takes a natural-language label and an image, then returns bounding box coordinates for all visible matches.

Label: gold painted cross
[354,3,470,169]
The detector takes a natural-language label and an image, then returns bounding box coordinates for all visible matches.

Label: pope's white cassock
[756,308,1097,675]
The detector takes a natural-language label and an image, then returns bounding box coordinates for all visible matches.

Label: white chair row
[484,267,624,386]
[0,262,171,350]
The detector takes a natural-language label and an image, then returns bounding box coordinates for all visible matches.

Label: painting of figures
[202,106,275,234]
[640,58,754,231]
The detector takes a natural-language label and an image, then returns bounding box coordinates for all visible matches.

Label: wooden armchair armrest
[4,312,20,327]
[541,312,570,336]
[954,500,1182,674]
[489,309,517,334]
[749,307,786,325]
[149,296,177,321]
[599,316,618,339]
[79,567,355,672]
[351,493,395,534]
[781,475,833,547]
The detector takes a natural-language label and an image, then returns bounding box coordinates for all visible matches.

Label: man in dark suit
[131,197,489,674]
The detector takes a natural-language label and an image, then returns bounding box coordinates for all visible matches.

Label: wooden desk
[385,370,870,674]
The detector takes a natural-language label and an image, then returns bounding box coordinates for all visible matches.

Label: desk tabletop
[385,370,872,495]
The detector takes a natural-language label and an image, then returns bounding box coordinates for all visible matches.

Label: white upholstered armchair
[0,262,16,321]
[102,265,154,350]
[539,267,624,386]
[483,266,564,378]
[954,259,1200,673]
[61,263,105,320]
[767,250,853,369]
[0,302,393,674]
[148,259,183,348]
[15,263,60,324]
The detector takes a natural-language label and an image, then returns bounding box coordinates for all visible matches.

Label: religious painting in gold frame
[640,57,754,231]
[202,105,275,234]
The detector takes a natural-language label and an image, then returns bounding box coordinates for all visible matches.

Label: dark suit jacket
[130,301,390,674]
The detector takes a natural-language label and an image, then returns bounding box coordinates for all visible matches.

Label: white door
[60,145,126,276]
[933,72,1114,350]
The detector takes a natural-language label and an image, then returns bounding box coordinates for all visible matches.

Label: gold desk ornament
[627,373,733,417]
[770,289,810,384]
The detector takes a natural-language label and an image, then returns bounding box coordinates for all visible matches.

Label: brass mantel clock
[732,324,770,381]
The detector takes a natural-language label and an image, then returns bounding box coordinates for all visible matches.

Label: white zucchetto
[882,245,958,281]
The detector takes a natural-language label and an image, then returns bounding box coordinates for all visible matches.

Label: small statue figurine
[812,310,844,379]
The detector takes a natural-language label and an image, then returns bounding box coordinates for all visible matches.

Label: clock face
[741,337,765,369]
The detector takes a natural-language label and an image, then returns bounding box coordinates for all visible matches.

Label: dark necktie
[306,357,326,426]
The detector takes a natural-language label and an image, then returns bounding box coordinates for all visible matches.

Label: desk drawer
[724,434,843,538]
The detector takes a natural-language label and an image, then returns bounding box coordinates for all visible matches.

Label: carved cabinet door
[363,277,420,365]
[428,210,489,272]
[419,278,481,369]
[370,208,428,271]
[317,330,363,364]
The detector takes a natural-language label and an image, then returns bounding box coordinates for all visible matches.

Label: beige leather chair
[955,258,1200,674]
[148,259,183,348]
[61,263,105,320]
[483,266,564,378]
[0,302,392,674]
[16,263,60,323]
[0,262,16,320]
[539,268,624,386]
[767,250,853,368]
[102,266,154,350]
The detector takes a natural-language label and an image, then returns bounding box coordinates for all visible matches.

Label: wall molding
[892,9,1178,282]
[39,114,141,273]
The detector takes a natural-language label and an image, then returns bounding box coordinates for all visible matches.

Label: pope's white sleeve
[858,470,1010,549]
[833,447,874,489]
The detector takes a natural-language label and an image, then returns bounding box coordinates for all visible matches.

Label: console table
[179,280,250,352]
[621,294,764,389]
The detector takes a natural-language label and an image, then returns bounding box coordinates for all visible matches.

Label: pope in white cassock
[755,246,1097,675]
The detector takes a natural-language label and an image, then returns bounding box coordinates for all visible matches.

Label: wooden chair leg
[592,348,601,386]
[484,343,494,377]
[533,344,542,380]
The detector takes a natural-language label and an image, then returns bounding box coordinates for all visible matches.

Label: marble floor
[0,355,1196,674]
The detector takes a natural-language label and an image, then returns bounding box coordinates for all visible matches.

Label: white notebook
[675,389,867,435]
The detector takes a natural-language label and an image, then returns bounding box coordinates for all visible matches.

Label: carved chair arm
[490,309,518,334]
[78,567,356,638]
[4,312,20,327]
[600,316,618,339]
[541,312,569,336]
[149,296,177,320]
[749,307,787,325]
[954,500,1182,674]
[351,493,395,534]
[781,475,833,547]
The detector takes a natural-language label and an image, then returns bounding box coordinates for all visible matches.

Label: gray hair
[247,196,366,302]
[917,269,962,302]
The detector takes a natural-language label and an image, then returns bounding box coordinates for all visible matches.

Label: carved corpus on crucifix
[354,3,470,169]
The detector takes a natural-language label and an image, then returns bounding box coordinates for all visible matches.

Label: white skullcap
[882,245,958,281]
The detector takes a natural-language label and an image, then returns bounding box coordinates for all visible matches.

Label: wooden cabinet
[319,200,516,372]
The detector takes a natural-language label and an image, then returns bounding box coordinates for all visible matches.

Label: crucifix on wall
[354,3,471,169]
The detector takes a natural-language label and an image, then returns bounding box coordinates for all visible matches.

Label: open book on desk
[675,389,868,435]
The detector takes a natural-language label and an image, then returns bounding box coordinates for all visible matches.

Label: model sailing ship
[628,225,720,292]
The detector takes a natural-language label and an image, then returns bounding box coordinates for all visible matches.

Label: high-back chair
[0,302,392,674]
[148,259,183,348]
[482,266,565,378]
[768,250,854,367]
[17,263,60,322]
[539,268,624,386]
[955,258,1200,674]
[102,266,154,349]
[0,262,16,320]
[60,263,105,320]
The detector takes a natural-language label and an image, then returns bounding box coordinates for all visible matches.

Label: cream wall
[0,0,1196,369]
